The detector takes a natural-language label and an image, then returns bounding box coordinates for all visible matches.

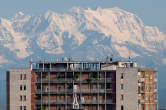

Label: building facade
[6,60,158,110]
[6,68,31,110]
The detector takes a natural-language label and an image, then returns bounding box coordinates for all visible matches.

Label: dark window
[58,87,61,92]
[20,74,22,80]
[24,95,26,101]
[37,85,41,90]
[121,84,124,90]
[57,106,61,110]
[20,85,22,91]
[24,74,26,80]
[24,106,26,110]
[20,106,22,110]
[121,73,124,79]
[121,95,124,100]
[121,105,124,110]
[100,84,105,89]
[24,85,26,90]
[20,95,22,101]
[36,106,40,110]
[106,83,111,89]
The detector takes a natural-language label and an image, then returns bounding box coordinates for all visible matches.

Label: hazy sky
[0,0,165,33]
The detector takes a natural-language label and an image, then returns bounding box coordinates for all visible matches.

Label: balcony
[140,99,145,104]
[138,88,145,94]
[35,78,112,83]
[138,78,145,83]
[154,89,158,93]
[138,94,142,97]
[154,99,158,103]
[35,99,114,105]
[138,83,141,86]
[154,78,157,82]
[35,89,113,94]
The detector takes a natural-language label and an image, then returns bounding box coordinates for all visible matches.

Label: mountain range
[0,7,166,109]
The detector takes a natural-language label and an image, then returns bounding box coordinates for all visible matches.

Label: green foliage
[86,78,93,83]
[42,74,47,78]
[73,75,78,81]
[56,75,65,79]
[93,74,99,79]
[141,86,145,91]
[41,106,46,110]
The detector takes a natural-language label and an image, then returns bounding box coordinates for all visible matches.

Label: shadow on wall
[0,72,6,110]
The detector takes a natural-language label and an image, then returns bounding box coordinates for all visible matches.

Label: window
[58,87,61,92]
[20,74,22,80]
[121,95,124,101]
[24,85,26,90]
[145,96,148,100]
[24,74,26,80]
[36,107,40,110]
[20,95,22,101]
[145,74,149,78]
[121,105,124,110]
[90,84,93,89]
[24,106,26,110]
[121,84,124,90]
[20,106,22,110]
[24,95,26,101]
[106,83,111,89]
[57,106,61,110]
[37,85,41,90]
[20,85,22,91]
[121,73,124,79]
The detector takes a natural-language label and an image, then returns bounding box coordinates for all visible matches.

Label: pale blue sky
[0,0,165,33]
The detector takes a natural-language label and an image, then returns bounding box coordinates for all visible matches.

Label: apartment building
[6,59,158,110]
[6,68,31,110]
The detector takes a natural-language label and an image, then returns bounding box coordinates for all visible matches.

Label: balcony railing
[35,89,113,94]
[35,99,114,105]
[35,78,112,83]
[33,68,101,72]
[139,99,145,104]
[154,78,157,82]
[138,78,145,83]
[154,88,158,93]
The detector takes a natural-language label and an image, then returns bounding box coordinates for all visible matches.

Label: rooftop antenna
[68,56,72,61]
[126,41,132,62]
[128,49,132,62]
[29,58,33,70]
[110,55,113,62]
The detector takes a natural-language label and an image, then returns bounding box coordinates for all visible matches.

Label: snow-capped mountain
[0,7,166,62]
[0,7,165,77]
[0,7,166,108]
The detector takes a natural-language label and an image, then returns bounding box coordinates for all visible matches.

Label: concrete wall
[8,68,31,110]
[116,67,138,110]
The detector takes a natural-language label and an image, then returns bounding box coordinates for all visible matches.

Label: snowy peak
[15,11,24,17]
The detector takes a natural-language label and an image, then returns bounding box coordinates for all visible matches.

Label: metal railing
[35,89,113,94]
[138,78,145,83]
[35,78,112,83]
[33,68,101,72]
[35,99,114,105]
